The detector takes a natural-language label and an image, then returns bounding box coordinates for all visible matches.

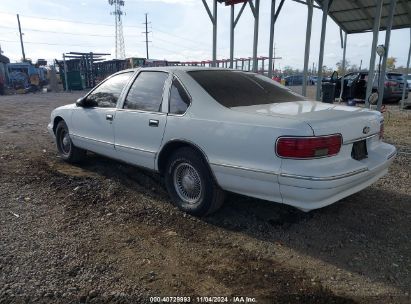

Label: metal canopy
[315,0,411,34]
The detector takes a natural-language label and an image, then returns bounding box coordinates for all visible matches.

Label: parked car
[284,75,303,86]
[284,75,316,86]
[334,71,408,103]
[48,67,396,216]
[404,73,411,92]
[310,76,318,85]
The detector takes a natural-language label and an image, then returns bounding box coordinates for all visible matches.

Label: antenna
[108,0,126,59]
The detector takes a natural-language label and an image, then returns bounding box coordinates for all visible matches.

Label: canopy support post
[365,0,383,107]
[268,0,276,78]
[202,0,218,67]
[250,0,260,72]
[230,5,234,68]
[377,0,397,111]
[302,0,313,96]
[339,30,347,101]
[315,0,329,101]
[229,1,247,69]
[401,28,411,110]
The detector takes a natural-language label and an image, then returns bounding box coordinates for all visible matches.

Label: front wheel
[55,120,86,163]
[165,147,225,216]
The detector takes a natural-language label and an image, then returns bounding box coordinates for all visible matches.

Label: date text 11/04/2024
[149,296,257,303]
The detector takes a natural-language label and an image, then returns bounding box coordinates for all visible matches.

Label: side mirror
[76,97,86,107]
[331,71,338,82]
[368,92,379,105]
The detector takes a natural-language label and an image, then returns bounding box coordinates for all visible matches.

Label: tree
[386,57,396,70]
[336,59,350,74]
[347,64,359,72]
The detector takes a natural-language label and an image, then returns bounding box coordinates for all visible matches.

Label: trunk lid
[232,100,382,143]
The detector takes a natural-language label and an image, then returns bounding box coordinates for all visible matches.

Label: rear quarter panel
[160,71,314,202]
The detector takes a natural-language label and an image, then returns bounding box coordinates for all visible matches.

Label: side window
[123,71,168,111]
[169,78,191,115]
[87,72,133,108]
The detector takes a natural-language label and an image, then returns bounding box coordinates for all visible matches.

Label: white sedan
[48,67,396,216]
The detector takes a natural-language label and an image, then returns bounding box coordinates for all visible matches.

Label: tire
[164,147,225,216]
[55,120,86,163]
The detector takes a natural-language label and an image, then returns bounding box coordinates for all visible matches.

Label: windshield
[188,70,303,108]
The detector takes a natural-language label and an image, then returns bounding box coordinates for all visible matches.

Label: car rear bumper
[279,142,396,211]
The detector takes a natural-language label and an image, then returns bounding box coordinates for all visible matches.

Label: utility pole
[143,13,151,60]
[16,14,26,62]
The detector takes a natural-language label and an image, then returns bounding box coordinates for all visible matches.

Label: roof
[315,0,411,34]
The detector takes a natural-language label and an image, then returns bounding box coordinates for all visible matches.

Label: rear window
[387,73,403,81]
[188,70,302,108]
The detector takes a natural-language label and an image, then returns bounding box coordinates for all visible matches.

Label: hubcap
[60,130,71,154]
[173,163,202,204]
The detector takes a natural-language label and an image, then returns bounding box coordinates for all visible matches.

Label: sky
[0,0,409,71]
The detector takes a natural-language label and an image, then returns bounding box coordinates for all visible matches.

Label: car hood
[232,100,382,143]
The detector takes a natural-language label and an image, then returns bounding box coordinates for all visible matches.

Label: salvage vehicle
[48,67,396,216]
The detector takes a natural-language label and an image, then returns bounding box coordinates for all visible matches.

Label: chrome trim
[115,143,156,154]
[116,108,167,115]
[343,133,379,145]
[71,134,113,146]
[280,168,368,181]
[210,162,279,175]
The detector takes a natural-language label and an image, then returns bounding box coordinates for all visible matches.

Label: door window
[86,72,133,108]
[123,71,168,112]
[169,78,191,114]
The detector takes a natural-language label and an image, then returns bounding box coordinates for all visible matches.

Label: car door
[70,71,134,158]
[114,71,170,170]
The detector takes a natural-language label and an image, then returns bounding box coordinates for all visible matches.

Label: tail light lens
[379,121,384,140]
[276,134,342,159]
[385,81,397,87]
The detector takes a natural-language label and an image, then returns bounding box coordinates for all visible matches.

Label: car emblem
[363,126,370,134]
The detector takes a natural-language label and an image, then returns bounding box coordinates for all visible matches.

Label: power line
[0,39,109,48]
[0,11,144,29]
[151,26,210,48]
[0,25,114,37]
[0,25,142,38]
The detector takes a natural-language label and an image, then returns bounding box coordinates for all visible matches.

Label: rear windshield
[188,70,302,108]
[387,73,404,81]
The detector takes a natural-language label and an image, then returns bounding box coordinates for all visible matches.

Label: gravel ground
[0,92,410,304]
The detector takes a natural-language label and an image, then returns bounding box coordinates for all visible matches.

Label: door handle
[106,114,114,121]
[149,119,159,127]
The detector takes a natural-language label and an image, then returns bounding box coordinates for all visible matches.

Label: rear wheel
[165,147,225,216]
[55,120,86,163]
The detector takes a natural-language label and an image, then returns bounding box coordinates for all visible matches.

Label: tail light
[379,121,384,140]
[276,134,342,159]
[385,81,397,87]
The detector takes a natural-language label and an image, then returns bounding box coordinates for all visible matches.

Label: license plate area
[351,140,368,160]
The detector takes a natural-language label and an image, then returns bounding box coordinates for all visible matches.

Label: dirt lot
[0,92,410,304]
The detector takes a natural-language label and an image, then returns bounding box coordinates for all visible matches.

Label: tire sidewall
[165,150,215,216]
[55,121,72,161]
